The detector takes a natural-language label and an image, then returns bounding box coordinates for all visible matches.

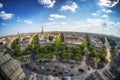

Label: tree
[86,35,90,46]
[60,46,66,51]
[90,50,96,57]
[61,52,72,60]
[42,46,48,53]
[89,46,94,51]
[73,56,79,61]
[89,46,99,57]
[34,44,41,54]
[60,42,66,46]
[72,47,80,54]
[66,48,72,53]
[12,38,22,57]
[79,44,84,51]
[32,35,39,44]
[4,48,12,54]
[14,47,22,57]
[12,38,19,49]
[60,32,64,42]
[23,45,32,55]
[26,45,32,51]
[81,49,86,55]
[100,37,105,44]
[0,42,3,45]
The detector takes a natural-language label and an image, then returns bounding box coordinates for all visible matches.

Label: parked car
[78,68,84,72]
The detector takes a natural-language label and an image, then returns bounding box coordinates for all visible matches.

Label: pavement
[24,61,92,77]
[105,37,111,63]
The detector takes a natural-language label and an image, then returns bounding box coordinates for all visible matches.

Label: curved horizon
[0,0,120,37]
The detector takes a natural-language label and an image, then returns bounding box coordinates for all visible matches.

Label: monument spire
[41,26,43,34]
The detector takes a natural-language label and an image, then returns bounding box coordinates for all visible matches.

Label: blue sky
[0,0,120,36]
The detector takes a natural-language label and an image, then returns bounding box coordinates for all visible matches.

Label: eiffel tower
[41,26,43,35]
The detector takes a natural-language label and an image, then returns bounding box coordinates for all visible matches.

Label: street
[105,37,111,63]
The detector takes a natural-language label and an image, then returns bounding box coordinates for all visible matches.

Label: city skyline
[0,0,120,36]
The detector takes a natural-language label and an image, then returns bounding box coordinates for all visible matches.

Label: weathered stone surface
[0,54,26,80]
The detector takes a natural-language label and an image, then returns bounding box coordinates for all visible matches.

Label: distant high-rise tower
[17,32,20,38]
[17,32,19,35]
[41,26,43,34]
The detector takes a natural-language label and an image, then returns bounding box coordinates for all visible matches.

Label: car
[39,59,49,63]
[63,66,66,68]
[62,77,71,80]
[54,74,58,76]
[46,69,50,71]
[88,67,90,70]
[41,66,44,69]
[64,69,69,73]
[70,74,74,76]
[71,66,74,68]
[78,68,84,72]
[45,63,49,65]
[53,69,56,72]
[59,72,63,74]
[68,60,75,64]
[55,65,58,68]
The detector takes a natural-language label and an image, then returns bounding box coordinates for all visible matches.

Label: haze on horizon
[0,0,120,37]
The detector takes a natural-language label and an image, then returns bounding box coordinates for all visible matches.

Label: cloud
[92,13,97,16]
[86,18,116,31]
[102,15,109,18]
[48,18,55,21]
[45,26,81,32]
[44,22,57,26]
[0,3,3,8]
[87,18,119,30]
[16,17,33,24]
[99,0,119,7]
[24,20,33,24]
[87,18,105,27]
[38,0,55,8]
[49,14,66,19]
[59,22,67,25]
[102,9,112,13]
[44,21,67,26]
[0,11,14,20]
[86,18,120,36]
[60,2,78,12]
[44,19,120,36]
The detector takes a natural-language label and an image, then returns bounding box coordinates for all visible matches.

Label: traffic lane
[27,61,90,76]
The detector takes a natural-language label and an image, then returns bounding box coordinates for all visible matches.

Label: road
[24,61,91,77]
[105,37,111,63]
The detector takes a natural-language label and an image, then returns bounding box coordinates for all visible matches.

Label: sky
[0,0,120,37]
